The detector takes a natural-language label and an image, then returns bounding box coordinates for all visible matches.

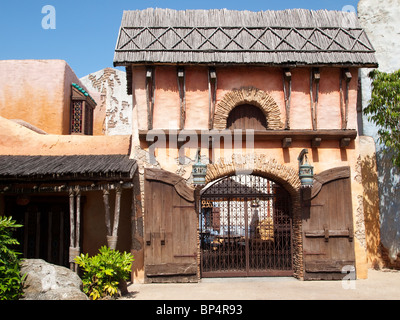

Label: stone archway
[213,87,284,130]
[205,154,304,279]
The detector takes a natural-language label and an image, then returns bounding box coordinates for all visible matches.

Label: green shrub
[75,246,134,300]
[0,216,25,300]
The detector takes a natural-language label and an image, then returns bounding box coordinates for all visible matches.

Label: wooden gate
[302,167,356,280]
[144,168,198,283]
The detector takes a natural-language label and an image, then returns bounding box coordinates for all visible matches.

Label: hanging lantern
[298,149,314,188]
[192,148,207,186]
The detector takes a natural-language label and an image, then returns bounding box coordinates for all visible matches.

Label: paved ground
[119,269,400,300]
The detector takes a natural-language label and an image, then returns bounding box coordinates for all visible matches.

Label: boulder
[20,259,88,300]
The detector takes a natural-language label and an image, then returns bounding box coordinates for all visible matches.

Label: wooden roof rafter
[116,26,375,53]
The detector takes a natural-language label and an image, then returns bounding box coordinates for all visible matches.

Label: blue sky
[0,0,359,78]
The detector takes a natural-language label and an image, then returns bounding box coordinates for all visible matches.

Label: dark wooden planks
[144,168,198,283]
[302,166,356,280]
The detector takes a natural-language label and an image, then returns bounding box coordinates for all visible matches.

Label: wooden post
[69,187,75,271]
[208,67,217,129]
[310,68,320,130]
[109,185,122,250]
[146,67,155,130]
[340,69,352,130]
[47,211,53,263]
[103,189,112,237]
[24,211,29,258]
[283,69,292,130]
[177,67,186,130]
[75,187,81,252]
[103,186,122,250]
[35,211,40,258]
[59,210,64,266]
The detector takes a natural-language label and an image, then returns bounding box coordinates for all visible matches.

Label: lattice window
[70,83,96,135]
[71,101,83,133]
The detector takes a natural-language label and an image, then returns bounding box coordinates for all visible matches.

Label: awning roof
[0,155,137,182]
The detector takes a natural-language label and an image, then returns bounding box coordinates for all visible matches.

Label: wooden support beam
[59,211,64,266]
[111,185,122,248]
[340,68,352,130]
[103,189,112,237]
[68,187,75,271]
[47,211,52,263]
[340,137,351,148]
[208,67,217,129]
[282,137,292,148]
[312,137,322,148]
[103,186,122,250]
[146,67,155,130]
[177,67,186,130]
[310,68,320,130]
[139,129,358,144]
[24,211,28,258]
[75,186,81,250]
[35,211,40,258]
[283,68,292,129]
[68,186,82,272]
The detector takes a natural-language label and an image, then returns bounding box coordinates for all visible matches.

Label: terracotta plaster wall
[0,60,87,135]
[141,137,368,279]
[132,66,147,132]
[130,65,366,278]
[153,66,180,129]
[290,68,312,129]
[216,66,286,125]
[317,67,358,130]
[0,116,131,156]
[185,67,209,130]
[131,65,358,133]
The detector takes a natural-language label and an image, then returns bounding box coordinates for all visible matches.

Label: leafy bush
[0,216,25,300]
[364,69,400,167]
[75,246,134,300]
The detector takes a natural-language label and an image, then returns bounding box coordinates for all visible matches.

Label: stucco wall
[0,115,131,156]
[129,64,368,280]
[80,68,132,136]
[0,60,87,135]
[131,65,358,132]
[82,190,132,256]
[358,0,400,266]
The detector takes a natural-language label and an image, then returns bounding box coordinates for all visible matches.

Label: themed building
[112,8,378,282]
[0,60,135,270]
[0,8,382,283]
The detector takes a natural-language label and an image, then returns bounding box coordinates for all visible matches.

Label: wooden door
[226,104,268,130]
[144,168,198,283]
[302,167,356,280]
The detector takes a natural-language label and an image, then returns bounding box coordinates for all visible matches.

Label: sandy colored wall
[82,190,132,256]
[0,116,130,156]
[0,60,88,135]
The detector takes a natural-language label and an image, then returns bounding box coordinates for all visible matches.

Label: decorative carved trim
[213,87,284,130]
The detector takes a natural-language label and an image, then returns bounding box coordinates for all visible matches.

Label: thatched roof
[113,8,377,67]
[0,155,137,182]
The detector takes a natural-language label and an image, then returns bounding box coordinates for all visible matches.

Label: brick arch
[213,87,284,130]
[204,154,304,279]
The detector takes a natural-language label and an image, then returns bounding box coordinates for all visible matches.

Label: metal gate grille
[200,175,292,277]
